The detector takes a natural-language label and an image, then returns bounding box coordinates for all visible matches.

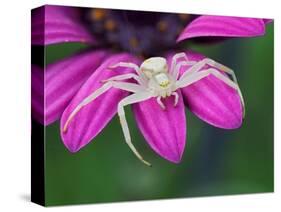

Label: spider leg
[172,61,197,80]
[171,92,179,106]
[157,96,166,109]
[195,58,239,84]
[176,68,244,115]
[176,68,238,89]
[180,58,245,116]
[171,52,196,69]
[108,62,146,83]
[63,81,145,133]
[171,53,188,69]
[200,59,245,115]
[179,58,211,80]
[117,91,153,166]
[101,73,144,85]
[171,52,197,79]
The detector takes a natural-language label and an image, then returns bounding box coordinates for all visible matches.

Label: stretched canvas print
[31,4,274,206]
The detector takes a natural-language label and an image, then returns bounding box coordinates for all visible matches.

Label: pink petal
[177,15,265,42]
[31,65,44,124]
[132,92,186,163]
[171,51,243,129]
[45,50,108,125]
[263,19,273,24]
[60,54,139,152]
[32,5,95,45]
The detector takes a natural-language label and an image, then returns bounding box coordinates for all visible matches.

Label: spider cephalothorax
[63,52,244,166]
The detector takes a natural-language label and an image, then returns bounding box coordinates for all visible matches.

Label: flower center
[83,9,191,57]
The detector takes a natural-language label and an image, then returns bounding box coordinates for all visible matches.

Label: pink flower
[32,5,270,164]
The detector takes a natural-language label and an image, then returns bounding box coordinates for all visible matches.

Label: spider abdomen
[140,57,168,78]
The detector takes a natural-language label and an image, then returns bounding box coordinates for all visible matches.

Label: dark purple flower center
[83,9,192,57]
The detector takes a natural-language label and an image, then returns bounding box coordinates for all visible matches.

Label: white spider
[63,52,245,166]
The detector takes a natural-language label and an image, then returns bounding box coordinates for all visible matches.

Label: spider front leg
[117,91,153,166]
[171,52,197,79]
[202,59,245,115]
[171,52,196,70]
[176,68,243,111]
[180,58,245,116]
[189,58,240,87]
[109,62,147,84]
[176,68,239,89]
[179,58,211,80]
[63,81,145,133]
[101,73,145,85]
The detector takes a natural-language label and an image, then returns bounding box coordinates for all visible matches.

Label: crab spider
[63,52,245,166]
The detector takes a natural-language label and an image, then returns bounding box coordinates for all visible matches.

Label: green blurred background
[44,20,273,206]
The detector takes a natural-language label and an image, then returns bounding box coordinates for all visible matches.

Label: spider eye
[155,73,170,87]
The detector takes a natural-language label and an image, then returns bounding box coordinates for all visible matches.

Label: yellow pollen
[105,19,116,31]
[178,14,190,21]
[91,9,106,21]
[129,37,139,48]
[157,21,168,32]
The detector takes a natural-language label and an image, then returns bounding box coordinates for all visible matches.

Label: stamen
[105,19,116,31]
[178,14,190,21]
[129,37,139,48]
[157,20,168,32]
[157,96,166,110]
[85,9,193,57]
[172,92,179,106]
[90,9,107,21]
